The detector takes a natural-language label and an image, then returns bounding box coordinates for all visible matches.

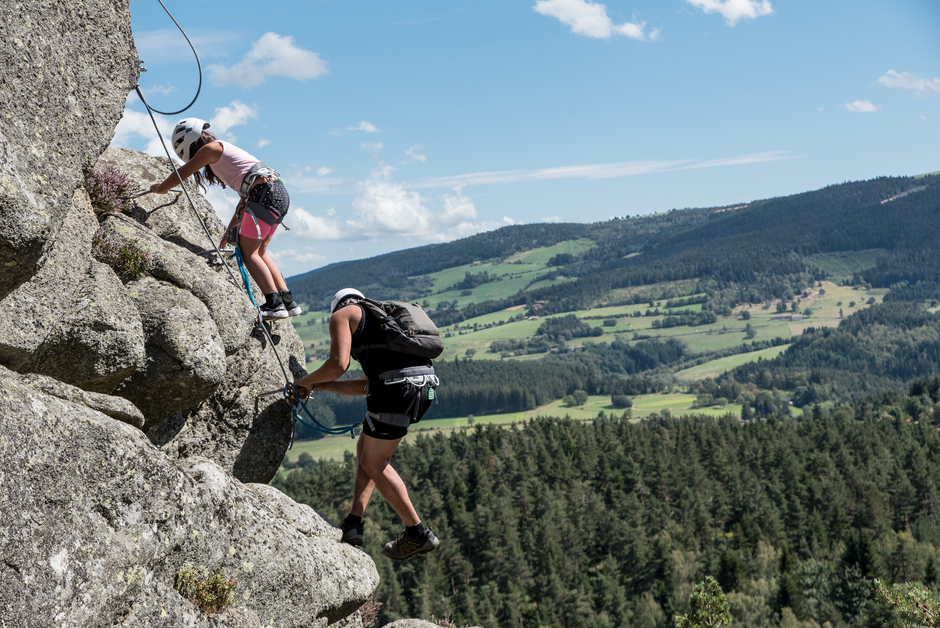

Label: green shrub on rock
[174,567,237,615]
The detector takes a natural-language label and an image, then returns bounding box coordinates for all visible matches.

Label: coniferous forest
[274,377,940,627]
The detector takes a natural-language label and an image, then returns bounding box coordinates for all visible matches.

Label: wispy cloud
[135,28,242,65]
[878,70,940,97]
[317,167,336,176]
[684,0,773,27]
[361,141,383,157]
[689,151,792,168]
[207,33,328,89]
[407,145,427,162]
[268,247,327,265]
[844,100,881,113]
[404,152,790,190]
[347,121,380,133]
[533,0,658,41]
[406,159,687,189]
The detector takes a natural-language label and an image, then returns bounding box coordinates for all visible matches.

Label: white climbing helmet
[171,117,210,162]
[331,288,364,313]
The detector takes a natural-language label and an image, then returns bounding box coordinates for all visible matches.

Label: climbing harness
[136,0,337,446]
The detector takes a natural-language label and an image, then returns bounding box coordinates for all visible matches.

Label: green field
[293,281,886,376]
[805,249,889,279]
[281,392,740,464]
[674,345,790,381]
[418,238,598,308]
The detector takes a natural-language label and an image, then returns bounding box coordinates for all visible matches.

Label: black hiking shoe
[260,292,288,321]
[383,528,439,560]
[340,519,364,547]
[280,290,302,317]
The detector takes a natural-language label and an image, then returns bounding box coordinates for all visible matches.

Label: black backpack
[357,298,444,359]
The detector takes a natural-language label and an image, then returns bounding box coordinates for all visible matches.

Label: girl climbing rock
[150,117,301,320]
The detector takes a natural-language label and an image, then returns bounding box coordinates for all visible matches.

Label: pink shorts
[240,215,279,240]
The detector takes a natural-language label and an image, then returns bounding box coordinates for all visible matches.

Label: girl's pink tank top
[211,141,259,193]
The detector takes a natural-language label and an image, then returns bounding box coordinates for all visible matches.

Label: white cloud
[207,32,328,89]
[268,248,327,265]
[878,70,940,96]
[111,105,176,156]
[209,101,259,138]
[361,141,383,157]
[285,151,793,197]
[289,165,512,243]
[141,84,177,97]
[533,0,656,40]
[690,151,791,168]
[258,139,270,148]
[407,158,688,189]
[112,98,262,161]
[317,167,335,176]
[203,185,241,224]
[543,216,563,223]
[406,145,427,162]
[844,100,881,113]
[684,0,773,27]
[284,172,353,195]
[289,207,349,240]
[351,165,437,236]
[347,121,380,133]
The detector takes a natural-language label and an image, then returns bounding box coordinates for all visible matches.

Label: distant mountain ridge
[288,174,940,318]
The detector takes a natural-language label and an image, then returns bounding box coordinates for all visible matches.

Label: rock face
[0,2,382,626]
[0,366,379,628]
[0,0,138,300]
[0,188,147,392]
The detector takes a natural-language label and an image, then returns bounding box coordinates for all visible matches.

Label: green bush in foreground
[92,227,152,281]
[675,576,732,628]
[874,579,940,627]
[174,567,236,614]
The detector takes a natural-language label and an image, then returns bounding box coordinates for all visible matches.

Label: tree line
[275,377,940,627]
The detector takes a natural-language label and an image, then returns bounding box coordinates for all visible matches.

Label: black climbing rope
[138,0,202,116]
[134,0,355,443]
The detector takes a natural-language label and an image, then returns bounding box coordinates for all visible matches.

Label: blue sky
[117,0,940,278]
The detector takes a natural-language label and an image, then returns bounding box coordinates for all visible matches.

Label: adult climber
[293,289,440,560]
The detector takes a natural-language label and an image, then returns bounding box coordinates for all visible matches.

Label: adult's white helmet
[171,118,210,162]
[331,288,364,313]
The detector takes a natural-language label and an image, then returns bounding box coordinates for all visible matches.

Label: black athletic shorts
[360,379,435,441]
[361,418,409,441]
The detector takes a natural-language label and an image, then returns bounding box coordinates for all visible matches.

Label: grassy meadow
[286,263,887,468]
[282,391,742,464]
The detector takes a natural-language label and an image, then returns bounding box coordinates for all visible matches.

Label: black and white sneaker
[340,519,364,547]
[260,292,289,320]
[383,529,440,560]
[280,290,302,317]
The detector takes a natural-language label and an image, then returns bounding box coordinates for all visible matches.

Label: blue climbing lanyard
[233,249,358,441]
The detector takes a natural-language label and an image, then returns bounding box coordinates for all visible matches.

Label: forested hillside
[275,376,940,627]
[289,175,940,317]
[288,173,940,435]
